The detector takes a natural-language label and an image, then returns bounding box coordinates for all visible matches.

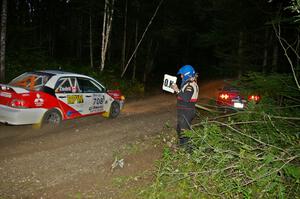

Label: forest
[0,0,300,198]
[0,0,299,85]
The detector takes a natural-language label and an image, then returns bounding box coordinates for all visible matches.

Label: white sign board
[162,74,177,93]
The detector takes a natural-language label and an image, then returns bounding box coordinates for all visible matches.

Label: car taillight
[248,95,260,102]
[219,93,229,100]
[0,86,11,91]
[10,99,30,108]
[108,90,125,100]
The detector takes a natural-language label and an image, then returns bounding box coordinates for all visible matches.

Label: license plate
[234,102,244,108]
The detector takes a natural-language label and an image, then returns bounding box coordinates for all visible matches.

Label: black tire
[42,109,62,128]
[109,101,120,119]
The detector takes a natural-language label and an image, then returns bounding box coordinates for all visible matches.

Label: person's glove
[171,83,179,93]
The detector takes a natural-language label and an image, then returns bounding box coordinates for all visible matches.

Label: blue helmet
[177,65,196,83]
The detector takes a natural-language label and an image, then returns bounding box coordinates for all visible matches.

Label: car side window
[70,77,81,93]
[55,77,81,93]
[77,78,102,93]
[55,78,72,93]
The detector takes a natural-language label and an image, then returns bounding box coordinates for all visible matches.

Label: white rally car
[0,70,125,126]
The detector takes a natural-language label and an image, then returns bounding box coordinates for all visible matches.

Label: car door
[76,77,107,115]
[54,77,83,119]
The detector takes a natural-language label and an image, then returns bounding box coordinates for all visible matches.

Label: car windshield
[9,72,51,91]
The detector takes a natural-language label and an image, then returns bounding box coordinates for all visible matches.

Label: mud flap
[102,111,110,118]
[32,117,43,129]
[32,122,42,129]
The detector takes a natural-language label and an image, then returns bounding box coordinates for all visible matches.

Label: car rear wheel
[42,109,62,127]
[109,101,120,119]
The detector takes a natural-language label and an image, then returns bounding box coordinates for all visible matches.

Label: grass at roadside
[139,74,300,199]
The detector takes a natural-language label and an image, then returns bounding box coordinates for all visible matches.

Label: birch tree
[100,0,115,72]
[0,0,7,81]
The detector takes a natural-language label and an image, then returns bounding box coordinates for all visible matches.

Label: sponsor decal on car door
[88,93,105,114]
[77,78,106,114]
[55,77,83,118]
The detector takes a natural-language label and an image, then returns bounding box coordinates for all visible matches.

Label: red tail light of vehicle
[248,95,260,102]
[10,99,30,108]
[107,90,125,101]
[0,85,12,92]
[219,93,230,100]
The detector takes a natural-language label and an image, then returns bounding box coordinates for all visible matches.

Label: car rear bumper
[0,104,47,125]
[216,99,246,109]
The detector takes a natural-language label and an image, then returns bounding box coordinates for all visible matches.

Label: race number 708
[93,96,105,105]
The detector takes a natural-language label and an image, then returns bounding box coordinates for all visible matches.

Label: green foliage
[6,51,60,82]
[5,50,145,97]
[286,0,300,22]
[140,73,300,198]
[238,72,300,105]
[87,70,145,97]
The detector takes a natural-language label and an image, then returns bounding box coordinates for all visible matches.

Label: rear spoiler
[0,83,29,94]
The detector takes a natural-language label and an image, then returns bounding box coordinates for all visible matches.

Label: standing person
[171,65,199,150]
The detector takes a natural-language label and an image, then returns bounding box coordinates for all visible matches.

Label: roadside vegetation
[5,54,145,98]
[140,73,300,198]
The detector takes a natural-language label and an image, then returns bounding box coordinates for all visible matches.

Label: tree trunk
[100,0,108,71]
[121,0,127,71]
[100,0,115,72]
[143,40,158,83]
[0,0,8,82]
[296,31,300,72]
[132,18,139,81]
[262,28,269,73]
[77,16,83,61]
[237,31,244,79]
[143,40,153,83]
[271,39,278,72]
[89,12,94,69]
[48,24,55,57]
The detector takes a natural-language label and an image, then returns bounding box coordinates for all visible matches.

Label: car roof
[38,70,78,75]
[37,70,92,79]
[221,86,240,92]
[36,70,100,89]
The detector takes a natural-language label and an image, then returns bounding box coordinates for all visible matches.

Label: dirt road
[0,80,225,198]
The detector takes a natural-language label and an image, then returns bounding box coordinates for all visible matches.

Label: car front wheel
[42,109,62,127]
[109,101,120,119]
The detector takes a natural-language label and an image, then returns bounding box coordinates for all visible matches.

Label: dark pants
[176,108,196,147]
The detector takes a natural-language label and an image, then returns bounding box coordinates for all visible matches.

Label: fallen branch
[208,120,288,154]
[195,103,220,113]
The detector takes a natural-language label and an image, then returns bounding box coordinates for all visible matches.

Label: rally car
[216,86,260,111]
[0,70,125,126]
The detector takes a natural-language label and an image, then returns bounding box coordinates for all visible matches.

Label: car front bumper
[0,104,47,125]
[119,100,125,110]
